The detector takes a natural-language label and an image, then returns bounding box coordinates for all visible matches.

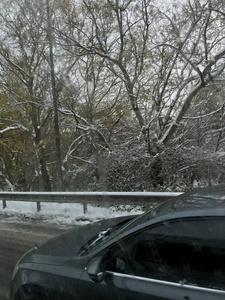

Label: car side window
[106,218,225,291]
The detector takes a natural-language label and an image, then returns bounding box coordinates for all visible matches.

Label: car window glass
[106,218,225,291]
[150,217,225,240]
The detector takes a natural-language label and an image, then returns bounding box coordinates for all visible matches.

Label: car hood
[19,215,135,265]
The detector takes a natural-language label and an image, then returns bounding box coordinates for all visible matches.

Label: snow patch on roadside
[0,201,146,227]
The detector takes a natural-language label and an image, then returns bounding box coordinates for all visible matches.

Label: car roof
[124,185,225,233]
[149,184,225,222]
[170,184,225,210]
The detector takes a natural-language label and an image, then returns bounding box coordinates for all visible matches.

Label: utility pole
[46,0,64,191]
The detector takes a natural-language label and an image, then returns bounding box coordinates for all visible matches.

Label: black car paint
[11,215,135,300]
[11,185,225,300]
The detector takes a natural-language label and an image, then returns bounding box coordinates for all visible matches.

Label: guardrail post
[83,203,87,214]
[37,201,41,212]
[3,200,6,209]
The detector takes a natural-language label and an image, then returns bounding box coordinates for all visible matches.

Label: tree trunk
[39,148,52,191]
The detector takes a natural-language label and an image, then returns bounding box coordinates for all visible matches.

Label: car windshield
[111,201,172,237]
[81,201,173,255]
[79,217,135,255]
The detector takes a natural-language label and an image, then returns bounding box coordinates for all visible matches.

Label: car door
[78,217,225,300]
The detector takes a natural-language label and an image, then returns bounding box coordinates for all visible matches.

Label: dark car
[11,185,225,300]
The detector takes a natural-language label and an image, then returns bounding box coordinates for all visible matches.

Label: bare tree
[0,0,224,190]
[57,0,225,152]
[0,0,53,191]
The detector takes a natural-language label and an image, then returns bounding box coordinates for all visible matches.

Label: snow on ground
[0,201,146,228]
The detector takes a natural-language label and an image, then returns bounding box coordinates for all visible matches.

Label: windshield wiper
[79,228,111,256]
[89,228,111,248]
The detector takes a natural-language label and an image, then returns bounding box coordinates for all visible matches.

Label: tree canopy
[0,0,224,191]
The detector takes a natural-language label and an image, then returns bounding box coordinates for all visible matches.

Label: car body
[11,185,225,299]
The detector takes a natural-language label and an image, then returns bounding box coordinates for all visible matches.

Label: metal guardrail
[0,191,182,213]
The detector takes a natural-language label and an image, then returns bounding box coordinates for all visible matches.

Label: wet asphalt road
[0,217,69,300]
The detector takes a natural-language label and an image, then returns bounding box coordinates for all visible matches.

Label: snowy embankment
[0,201,145,228]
